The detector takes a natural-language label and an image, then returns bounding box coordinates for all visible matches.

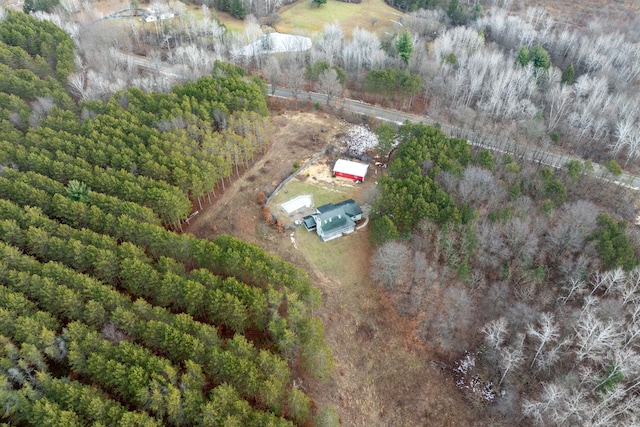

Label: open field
[211,9,247,33]
[275,0,402,37]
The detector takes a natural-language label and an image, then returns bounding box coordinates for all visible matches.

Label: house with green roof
[302,199,363,242]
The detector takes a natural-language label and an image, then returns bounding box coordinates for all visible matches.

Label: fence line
[266,147,331,204]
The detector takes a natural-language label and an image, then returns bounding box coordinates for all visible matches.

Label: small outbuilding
[333,159,369,182]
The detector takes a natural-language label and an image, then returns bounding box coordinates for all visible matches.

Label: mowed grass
[269,177,369,285]
[269,178,359,222]
[295,224,368,285]
[181,4,247,34]
[214,10,249,34]
[275,0,404,37]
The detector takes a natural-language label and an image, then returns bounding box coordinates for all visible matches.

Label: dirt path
[185,109,480,426]
[185,110,342,239]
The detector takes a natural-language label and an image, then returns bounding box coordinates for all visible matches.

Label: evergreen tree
[590,214,638,271]
[370,215,399,246]
[66,180,90,202]
[561,64,575,85]
[529,45,551,70]
[517,46,530,67]
[395,31,414,66]
[229,0,247,19]
[447,0,467,26]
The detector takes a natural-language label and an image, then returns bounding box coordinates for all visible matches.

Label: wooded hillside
[0,11,333,426]
[371,121,640,426]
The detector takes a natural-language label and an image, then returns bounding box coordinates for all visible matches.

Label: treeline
[0,9,74,82]
[0,152,331,425]
[383,0,438,13]
[0,11,334,427]
[0,9,75,134]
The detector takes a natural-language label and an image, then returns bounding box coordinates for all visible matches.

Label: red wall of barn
[335,171,363,181]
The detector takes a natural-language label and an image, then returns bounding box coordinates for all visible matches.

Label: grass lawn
[269,178,361,221]
[215,10,249,34]
[275,0,403,37]
[182,4,247,34]
[182,0,404,39]
[270,176,371,285]
[295,225,368,284]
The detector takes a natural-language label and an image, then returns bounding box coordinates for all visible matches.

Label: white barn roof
[333,159,369,178]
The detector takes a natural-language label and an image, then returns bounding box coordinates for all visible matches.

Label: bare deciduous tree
[482,317,508,350]
[317,68,342,105]
[527,312,559,369]
[458,166,506,208]
[371,241,411,290]
[498,338,524,386]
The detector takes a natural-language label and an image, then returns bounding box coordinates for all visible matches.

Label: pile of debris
[343,125,379,155]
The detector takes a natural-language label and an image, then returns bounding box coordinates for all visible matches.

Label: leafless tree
[574,308,623,366]
[264,56,281,95]
[482,317,508,350]
[527,312,559,369]
[457,166,506,209]
[498,337,524,385]
[29,96,56,128]
[546,85,573,132]
[371,241,411,290]
[427,286,475,354]
[475,220,510,270]
[341,27,383,73]
[68,72,88,100]
[522,381,568,425]
[280,58,304,99]
[312,22,343,67]
[317,68,342,105]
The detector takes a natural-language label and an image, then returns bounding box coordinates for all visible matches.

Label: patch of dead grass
[275,0,403,38]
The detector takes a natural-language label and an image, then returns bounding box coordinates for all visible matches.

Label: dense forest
[0,10,335,426]
[369,121,640,425]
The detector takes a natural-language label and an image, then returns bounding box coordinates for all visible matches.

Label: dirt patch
[185,110,347,239]
[185,109,479,426]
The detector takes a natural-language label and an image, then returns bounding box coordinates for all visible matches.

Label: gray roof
[335,199,362,217]
[316,203,336,214]
[302,215,317,230]
[317,207,355,234]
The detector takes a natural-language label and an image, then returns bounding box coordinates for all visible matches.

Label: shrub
[605,159,622,176]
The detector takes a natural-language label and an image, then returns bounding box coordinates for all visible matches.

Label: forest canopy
[0,11,331,426]
[370,121,640,426]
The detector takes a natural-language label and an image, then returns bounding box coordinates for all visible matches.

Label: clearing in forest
[276,0,402,37]
[186,109,478,426]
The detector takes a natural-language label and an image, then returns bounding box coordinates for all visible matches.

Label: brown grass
[275,0,403,38]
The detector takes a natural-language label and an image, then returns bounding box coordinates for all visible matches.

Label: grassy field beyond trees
[276,0,400,37]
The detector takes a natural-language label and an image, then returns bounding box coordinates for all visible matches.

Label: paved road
[270,87,640,191]
[113,51,640,191]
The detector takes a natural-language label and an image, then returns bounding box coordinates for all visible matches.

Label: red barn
[333,159,369,182]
